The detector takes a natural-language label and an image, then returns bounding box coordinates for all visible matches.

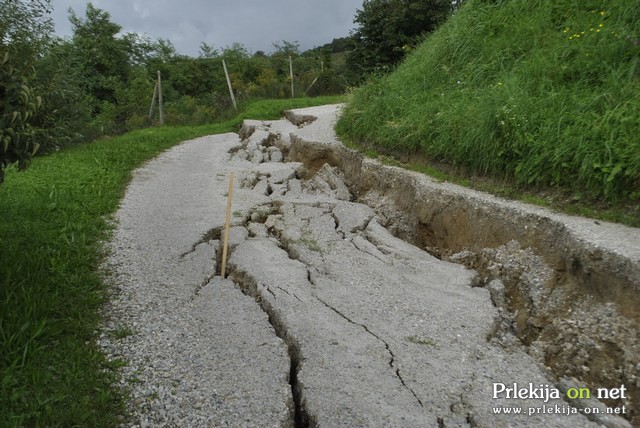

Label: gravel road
[102,105,634,427]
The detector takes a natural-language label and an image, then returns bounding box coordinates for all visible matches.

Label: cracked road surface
[103,105,608,427]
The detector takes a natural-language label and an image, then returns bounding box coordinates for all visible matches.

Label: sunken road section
[284,105,640,427]
[102,104,638,427]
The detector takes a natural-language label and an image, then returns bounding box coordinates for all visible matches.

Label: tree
[272,40,301,58]
[222,42,250,62]
[31,38,95,150]
[151,38,179,63]
[69,3,131,112]
[125,33,156,66]
[199,42,219,59]
[330,37,354,54]
[347,0,452,79]
[271,40,301,80]
[0,0,52,183]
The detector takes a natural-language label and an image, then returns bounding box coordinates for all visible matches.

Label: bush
[164,95,218,126]
[0,51,42,183]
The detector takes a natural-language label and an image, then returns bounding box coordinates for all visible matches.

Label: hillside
[337,0,640,212]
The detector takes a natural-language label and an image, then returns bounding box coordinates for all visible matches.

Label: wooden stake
[223,59,238,111]
[289,55,295,98]
[305,75,320,95]
[220,172,235,278]
[157,70,164,125]
[149,82,158,119]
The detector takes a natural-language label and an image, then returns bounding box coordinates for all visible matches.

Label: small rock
[268,147,284,163]
[487,279,506,309]
[250,150,264,164]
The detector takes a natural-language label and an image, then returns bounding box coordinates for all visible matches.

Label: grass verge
[0,95,343,426]
[343,140,640,227]
[337,0,639,223]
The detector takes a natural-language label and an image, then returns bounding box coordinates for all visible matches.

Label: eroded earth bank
[102,105,639,427]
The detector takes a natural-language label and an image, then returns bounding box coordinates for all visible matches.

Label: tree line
[0,0,455,182]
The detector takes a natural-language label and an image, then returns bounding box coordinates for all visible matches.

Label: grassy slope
[0,96,343,427]
[337,0,639,221]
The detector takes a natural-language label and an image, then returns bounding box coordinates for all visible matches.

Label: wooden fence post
[223,60,238,111]
[289,56,295,98]
[305,75,320,95]
[157,70,165,125]
[149,82,158,119]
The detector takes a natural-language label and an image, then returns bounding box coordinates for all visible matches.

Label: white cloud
[133,2,151,20]
[50,0,363,56]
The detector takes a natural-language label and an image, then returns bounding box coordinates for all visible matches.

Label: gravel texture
[101,105,637,427]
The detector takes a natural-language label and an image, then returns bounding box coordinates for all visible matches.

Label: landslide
[337,0,640,216]
[282,105,639,426]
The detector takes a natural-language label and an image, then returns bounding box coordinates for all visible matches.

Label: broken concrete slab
[104,105,637,427]
[316,163,351,201]
[268,147,284,163]
[229,197,599,427]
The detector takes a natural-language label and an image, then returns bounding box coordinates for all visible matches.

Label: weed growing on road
[299,237,322,252]
[296,230,322,252]
[112,325,135,339]
[406,335,438,348]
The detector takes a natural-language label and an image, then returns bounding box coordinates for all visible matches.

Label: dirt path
[103,105,637,427]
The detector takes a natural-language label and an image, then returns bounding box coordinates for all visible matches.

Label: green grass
[337,0,640,222]
[238,95,344,120]
[111,325,135,340]
[406,335,438,348]
[346,140,640,226]
[0,96,343,427]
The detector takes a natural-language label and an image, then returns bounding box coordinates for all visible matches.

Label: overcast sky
[50,0,364,56]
